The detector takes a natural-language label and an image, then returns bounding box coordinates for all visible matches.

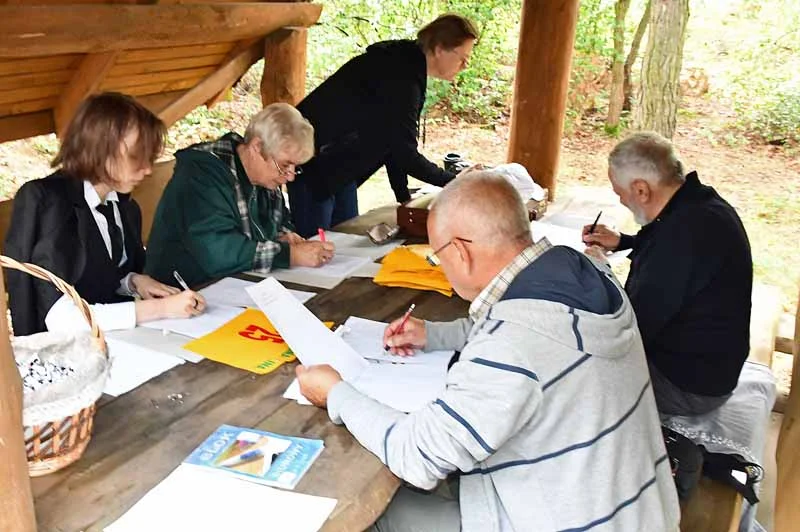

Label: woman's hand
[131,274,180,299]
[279,231,305,245]
[158,290,206,319]
[290,241,336,268]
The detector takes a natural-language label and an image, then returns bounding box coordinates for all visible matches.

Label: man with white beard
[583,132,753,417]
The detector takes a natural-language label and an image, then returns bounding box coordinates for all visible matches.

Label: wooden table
[30,211,469,532]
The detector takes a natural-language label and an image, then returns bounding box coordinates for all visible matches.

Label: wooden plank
[0,110,54,144]
[119,77,204,98]
[101,66,217,92]
[130,159,175,245]
[507,0,581,199]
[747,283,782,366]
[107,54,227,77]
[0,269,37,532]
[776,288,800,530]
[0,55,80,77]
[0,70,71,92]
[136,90,188,115]
[680,476,742,532]
[54,51,119,137]
[159,39,263,126]
[116,43,233,64]
[0,4,324,57]
[260,27,308,106]
[205,36,262,107]
[0,85,61,106]
[0,97,57,117]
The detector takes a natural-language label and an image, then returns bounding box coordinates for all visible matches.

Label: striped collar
[469,238,553,321]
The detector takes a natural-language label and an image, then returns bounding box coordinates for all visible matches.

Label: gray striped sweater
[328,249,680,531]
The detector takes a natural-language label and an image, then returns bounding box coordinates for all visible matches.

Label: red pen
[318,228,326,242]
[384,303,416,352]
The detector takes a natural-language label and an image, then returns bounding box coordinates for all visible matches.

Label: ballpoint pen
[588,211,603,235]
[383,303,416,352]
[173,270,190,291]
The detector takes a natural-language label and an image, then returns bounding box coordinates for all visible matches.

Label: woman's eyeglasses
[271,157,302,177]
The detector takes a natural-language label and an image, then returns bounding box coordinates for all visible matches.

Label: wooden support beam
[54,51,119,138]
[776,288,800,530]
[159,38,264,126]
[203,37,263,108]
[0,110,54,144]
[0,4,323,57]
[0,268,37,532]
[260,27,308,107]
[507,0,580,199]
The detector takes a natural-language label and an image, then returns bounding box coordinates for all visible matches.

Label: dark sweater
[295,39,455,201]
[617,171,752,396]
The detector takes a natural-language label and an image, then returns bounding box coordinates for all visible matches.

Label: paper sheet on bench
[199,277,315,308]
[105,464,337,532]
[104,337,184,396]
[309,231,405,261]
[247,278,449,412]
[530,220,630,264]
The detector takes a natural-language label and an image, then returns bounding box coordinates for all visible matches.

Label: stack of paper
[105,464,336,532]
[373,246,452,297]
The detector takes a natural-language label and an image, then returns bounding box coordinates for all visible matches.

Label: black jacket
[617,171,753,397]
[5,172,145,335]
[295,40,455,201]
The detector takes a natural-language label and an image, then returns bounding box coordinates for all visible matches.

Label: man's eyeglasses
[426,237,473,266]
[269,156,302,177]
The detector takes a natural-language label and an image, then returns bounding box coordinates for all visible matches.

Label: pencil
[383,303,416,352]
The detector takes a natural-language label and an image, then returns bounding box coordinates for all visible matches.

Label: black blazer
[295,40,455,200]
[5,172,146,335]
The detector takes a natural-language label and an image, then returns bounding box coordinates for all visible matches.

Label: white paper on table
[530,220,631,265]
[351,261,382,279]
[105,464,337,532]
[289,254,369,279]
[246,277,368,381]
[341,316,454,365]
[104,337,184,396]
[284,378,313,405]
[140,305,245,339]
[353,361,449,413]
[250,255,370,290]
[310,231,405,261]
[107,327,204,363]
[199,277,316,307]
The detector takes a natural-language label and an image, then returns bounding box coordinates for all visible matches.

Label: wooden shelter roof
[0,1,322,143]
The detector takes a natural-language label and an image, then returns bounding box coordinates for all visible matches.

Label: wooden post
[776,288,800,531]
[260,27,308,106]
[0,267,37,532]
[507,0,580,199]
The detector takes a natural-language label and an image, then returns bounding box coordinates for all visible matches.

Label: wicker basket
[1,255,108,477]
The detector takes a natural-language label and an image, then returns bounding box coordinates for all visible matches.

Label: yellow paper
[182,309,332,374]
[374,247,453,297]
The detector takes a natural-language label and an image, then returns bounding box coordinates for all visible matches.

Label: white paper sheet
[246,277,369,381]
[249,254,372,289]
[105,464,337,532]
[283,378,313,406]
[107,327,204,363]
[340,316,454,365]
[104,337,184,396]
[199,277,316,308]
[288,254,369,279]
[530,220,631,265]
[310,231,405,261]
[139,304,245,339]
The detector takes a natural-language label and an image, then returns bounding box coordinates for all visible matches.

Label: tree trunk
[623,0,651,111]
[635,0,689,139]
[606,0,632,130]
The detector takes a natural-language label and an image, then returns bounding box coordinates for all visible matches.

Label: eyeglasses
[268,155,302,177]
[426,237,473,266]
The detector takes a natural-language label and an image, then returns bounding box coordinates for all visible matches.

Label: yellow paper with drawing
[182,308,312,375]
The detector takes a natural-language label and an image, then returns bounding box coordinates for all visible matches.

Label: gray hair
[608,131,685,188]
[244,103,314,162]
[430,171,533,251]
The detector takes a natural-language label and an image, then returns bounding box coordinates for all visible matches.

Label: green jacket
[145,133,292,288]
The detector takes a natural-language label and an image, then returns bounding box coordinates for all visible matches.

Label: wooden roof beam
[158,38,264,126]
[54,51,119,138]
[0,3,322,58]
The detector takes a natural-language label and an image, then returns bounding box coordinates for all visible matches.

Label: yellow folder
[182,308,331,375]
[374,246,453,297]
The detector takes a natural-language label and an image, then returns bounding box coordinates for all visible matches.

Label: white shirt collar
[83,180,119,208]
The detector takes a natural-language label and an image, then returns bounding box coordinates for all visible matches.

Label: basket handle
[0,255,106,356]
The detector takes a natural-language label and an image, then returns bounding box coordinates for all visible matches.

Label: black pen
[588,211,603,234]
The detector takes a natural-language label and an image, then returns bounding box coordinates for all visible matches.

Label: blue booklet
[184,424,324,490]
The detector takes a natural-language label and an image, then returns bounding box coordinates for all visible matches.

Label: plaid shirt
[192,133,293,273]
[469,238,554,321]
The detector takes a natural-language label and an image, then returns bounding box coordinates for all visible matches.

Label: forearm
[45,295,136,333]
[424,318,473,351]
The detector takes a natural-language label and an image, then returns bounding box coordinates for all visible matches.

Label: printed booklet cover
[184,424,324,490]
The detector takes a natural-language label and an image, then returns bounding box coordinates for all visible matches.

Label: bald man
[297,172,679,532]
